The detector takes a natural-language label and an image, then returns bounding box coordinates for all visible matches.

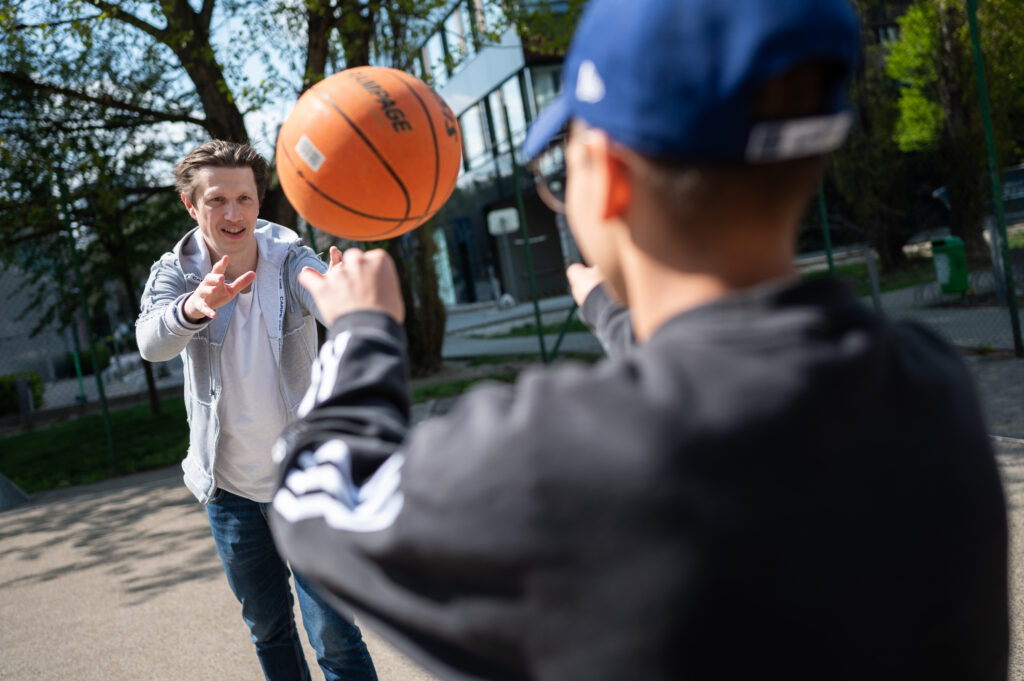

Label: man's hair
[635,62,843,238]
[174,140,268,204]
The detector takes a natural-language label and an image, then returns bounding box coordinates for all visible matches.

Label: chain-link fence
[804,213,1024,355]
[0,266,184,436]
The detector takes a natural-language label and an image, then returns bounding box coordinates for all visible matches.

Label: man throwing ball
[136,140,376,681]
[269,1,1008,679]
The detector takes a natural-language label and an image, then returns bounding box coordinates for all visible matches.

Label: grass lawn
[1,398,190,494]
[803,258,936,296]
[471,317,591,339]
[0,368,534,495]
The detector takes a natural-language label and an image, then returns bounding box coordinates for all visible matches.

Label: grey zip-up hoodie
[136,220,326,504]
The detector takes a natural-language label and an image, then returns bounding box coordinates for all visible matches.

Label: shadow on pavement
[0,467,222,607]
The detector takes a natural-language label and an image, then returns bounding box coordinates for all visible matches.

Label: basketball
[276,66,462,241]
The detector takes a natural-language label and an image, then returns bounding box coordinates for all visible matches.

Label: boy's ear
[603,154,631,220]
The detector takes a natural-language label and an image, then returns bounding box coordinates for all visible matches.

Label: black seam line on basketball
[284,144,436,223]
[312,88,410,227]
[395,72,439,217]
[283,140,436,224]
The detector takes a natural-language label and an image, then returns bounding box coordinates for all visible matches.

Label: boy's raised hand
[299,246,405,327]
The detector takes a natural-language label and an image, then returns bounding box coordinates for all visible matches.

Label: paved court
[2,355,1024,680]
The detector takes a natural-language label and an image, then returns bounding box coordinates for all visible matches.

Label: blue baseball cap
[522,0,861,164]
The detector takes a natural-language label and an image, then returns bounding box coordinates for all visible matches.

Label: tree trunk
[935,2,988,259]
[387,228,447,377]
[161,1,249,142]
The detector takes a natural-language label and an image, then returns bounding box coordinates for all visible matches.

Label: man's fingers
[226,270,256,294]
[211,255,229,275]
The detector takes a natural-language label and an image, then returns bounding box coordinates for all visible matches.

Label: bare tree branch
[0,70,206,127]
[14,13,105,30]
[80,0,168,41]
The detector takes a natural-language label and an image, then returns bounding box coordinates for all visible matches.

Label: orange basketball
[276,66,462,241]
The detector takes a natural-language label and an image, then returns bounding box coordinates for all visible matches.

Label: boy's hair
[174,140,268,204]
[635,62,842,236]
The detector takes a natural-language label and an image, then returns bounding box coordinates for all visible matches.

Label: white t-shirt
[194,234,288,502]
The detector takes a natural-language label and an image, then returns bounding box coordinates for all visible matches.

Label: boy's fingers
[343,248,365,267]
[298,267,326,293]
[329,246,343,267]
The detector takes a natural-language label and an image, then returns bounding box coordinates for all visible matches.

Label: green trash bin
[931,236,968,294]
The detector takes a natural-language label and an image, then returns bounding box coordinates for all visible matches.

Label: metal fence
[806,215,1024,356]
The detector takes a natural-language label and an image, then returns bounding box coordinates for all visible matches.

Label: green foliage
[886,3,944,151]
[503,0,589,55]
[0,371,45,416]
[894,88,944,152]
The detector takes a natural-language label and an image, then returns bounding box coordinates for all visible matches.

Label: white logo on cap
[576,60,605,104]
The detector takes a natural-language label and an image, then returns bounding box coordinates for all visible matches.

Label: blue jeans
[206,489,377,681]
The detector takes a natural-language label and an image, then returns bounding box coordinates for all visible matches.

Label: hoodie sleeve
[578,284,635,359]
[286,244,329,324]
[135,253,211,362]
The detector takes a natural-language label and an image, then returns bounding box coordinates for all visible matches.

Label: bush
[0,372,45,416]
[64,343,111,377]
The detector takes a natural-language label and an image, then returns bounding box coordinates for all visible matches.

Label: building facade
[410,1,577,305]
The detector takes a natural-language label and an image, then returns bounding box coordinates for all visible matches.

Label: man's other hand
[183,255,256,322]
[299,246,405,326]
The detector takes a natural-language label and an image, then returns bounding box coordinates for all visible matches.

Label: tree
[831,4,946,270]
[885,0,1024,259]
[0,32,185,414]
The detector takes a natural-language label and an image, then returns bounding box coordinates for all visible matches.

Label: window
[459,2,479,52]
[460,103,491,170]
[424,33,447,87]
[475,0,505,35]
[502,76,527,146]
[530,65,561,118]
[488,90,508,153]
[444,4,474,69]
[488,75,527,154]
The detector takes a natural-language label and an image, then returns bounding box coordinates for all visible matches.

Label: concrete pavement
[0,466,441,681]
[2,356,1024,679]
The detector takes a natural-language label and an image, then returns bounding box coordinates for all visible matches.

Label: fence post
[817,183,835,276]
[864,246,883,314]
[503,104,548,362]
[966,0,1022,356]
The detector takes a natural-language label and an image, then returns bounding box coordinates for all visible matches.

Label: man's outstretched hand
[183,255,256,323]
[299,246,405,327]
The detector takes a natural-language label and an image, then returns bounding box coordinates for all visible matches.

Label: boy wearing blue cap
[268,1,1009,679]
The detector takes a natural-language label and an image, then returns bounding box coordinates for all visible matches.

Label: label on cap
[745,111,853,162]
[295,135,325,172]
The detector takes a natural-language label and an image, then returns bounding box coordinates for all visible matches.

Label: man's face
[181,166,260,260]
